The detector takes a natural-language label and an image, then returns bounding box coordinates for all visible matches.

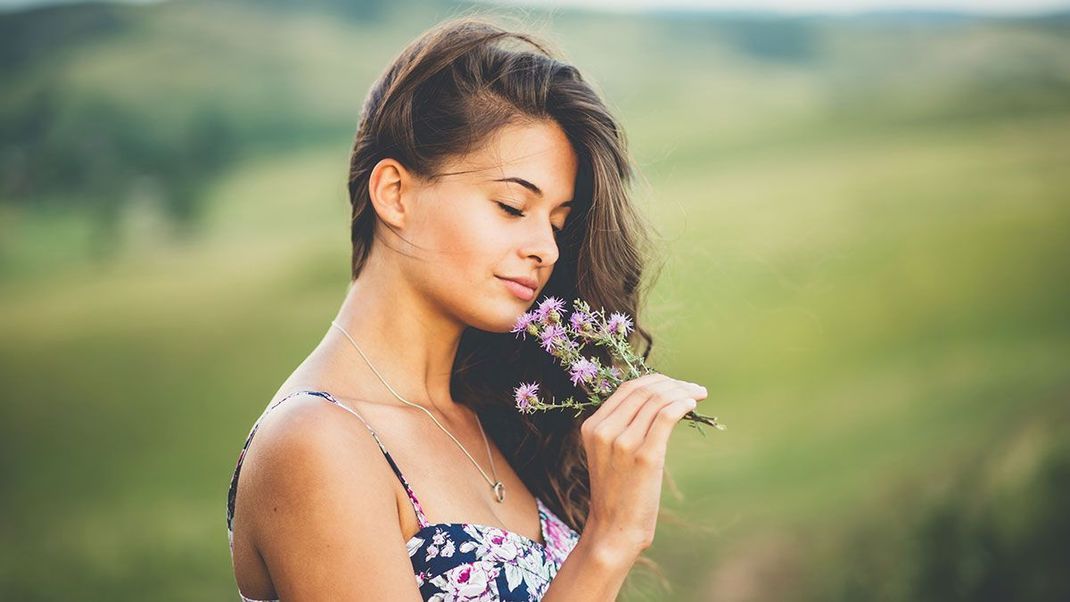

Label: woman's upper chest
[345,397,546,545]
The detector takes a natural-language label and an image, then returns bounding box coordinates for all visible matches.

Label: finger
[636,397,697,458]
[585,372,667,428]
[614,387,692,450]
[627,384,696,432]
[681,381,708,402]
[595,377,683,438]
[627,380,704,422]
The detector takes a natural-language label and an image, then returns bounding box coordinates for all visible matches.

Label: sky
[1,0,1067,15]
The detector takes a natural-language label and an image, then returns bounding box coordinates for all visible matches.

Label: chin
[470,304,530,335]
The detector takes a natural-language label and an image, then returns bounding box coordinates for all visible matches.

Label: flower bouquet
[510,296,726,435]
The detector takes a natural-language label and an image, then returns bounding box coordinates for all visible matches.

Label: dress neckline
[406,497,550,550]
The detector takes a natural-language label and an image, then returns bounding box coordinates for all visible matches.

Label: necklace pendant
[493,481,506,503]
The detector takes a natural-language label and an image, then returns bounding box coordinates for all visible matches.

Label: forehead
[442,120,578,203]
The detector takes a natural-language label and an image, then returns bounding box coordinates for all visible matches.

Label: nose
[522,219,560,267]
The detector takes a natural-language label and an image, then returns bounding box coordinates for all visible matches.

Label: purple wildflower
[534,296,565,324]
[539,323,568,354]
[605,312,634,337]
[513,382,540,414]
[569,310,595,333]
[594,376,612,395]
[511,311,536,339]
[568,357,599,387]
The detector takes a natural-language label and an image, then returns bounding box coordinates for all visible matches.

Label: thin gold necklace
[329,320,506,504]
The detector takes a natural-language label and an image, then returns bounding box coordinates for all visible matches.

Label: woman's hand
[579,372,708,561]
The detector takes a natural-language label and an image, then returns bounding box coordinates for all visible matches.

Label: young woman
[225,16,709,601]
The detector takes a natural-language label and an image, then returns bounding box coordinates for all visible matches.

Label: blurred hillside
[3,0,1068,268]
[1,1,1068,600]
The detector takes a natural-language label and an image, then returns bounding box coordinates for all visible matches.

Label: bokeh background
[2,0,1068,600]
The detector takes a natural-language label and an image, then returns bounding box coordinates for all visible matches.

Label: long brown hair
[346,13,667,590]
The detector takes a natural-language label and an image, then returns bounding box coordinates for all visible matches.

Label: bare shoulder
[237,393,422,601]
[239,393,393,505]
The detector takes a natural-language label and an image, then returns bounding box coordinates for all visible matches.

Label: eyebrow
[491,176,573,207]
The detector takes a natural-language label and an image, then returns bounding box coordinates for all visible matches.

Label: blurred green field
[1,2,1069,600]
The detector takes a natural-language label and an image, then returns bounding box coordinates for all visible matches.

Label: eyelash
[496,201,563,234]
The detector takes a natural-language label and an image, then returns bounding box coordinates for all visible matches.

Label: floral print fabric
[409,496,580,601]
[227,390,580,601]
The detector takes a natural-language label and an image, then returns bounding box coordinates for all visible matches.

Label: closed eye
[495,201,563,234]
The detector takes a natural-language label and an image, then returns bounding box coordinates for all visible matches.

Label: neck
[317,263,467,417]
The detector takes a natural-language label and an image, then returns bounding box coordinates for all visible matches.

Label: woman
[226,15,709,601]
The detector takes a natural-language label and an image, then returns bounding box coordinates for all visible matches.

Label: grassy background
[1,1,1068,600]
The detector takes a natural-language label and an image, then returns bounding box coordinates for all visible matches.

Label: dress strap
[308,390,430,528]
[227,389,431,542]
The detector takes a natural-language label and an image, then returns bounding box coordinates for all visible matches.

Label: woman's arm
[540,522,640,601]
[543,372,710,600]
[239,398,424,601]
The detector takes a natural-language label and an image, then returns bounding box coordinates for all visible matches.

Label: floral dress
[226,390,581,601]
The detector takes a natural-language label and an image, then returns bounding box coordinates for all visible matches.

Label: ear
[367,158,416,230]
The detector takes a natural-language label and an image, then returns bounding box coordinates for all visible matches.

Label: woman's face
[401,119,578,333]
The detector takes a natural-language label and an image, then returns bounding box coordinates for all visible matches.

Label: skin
[229,119,709,600]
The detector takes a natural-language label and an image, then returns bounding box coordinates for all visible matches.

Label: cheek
[426,204,510,270]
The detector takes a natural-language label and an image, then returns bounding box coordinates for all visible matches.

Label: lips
[498,275,538,291]
[497,276,537,301]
